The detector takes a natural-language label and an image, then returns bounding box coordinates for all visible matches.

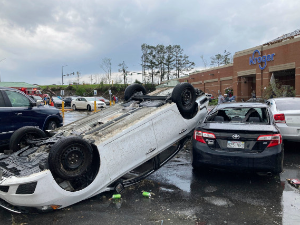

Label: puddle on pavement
[203,196,234,207]
[62,110,93,125]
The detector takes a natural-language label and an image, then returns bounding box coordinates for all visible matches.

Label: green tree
[210,50,232,67]
[165,45,175,80]
[155,44,166,82]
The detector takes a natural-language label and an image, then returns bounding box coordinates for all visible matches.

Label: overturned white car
[0,83,208,213]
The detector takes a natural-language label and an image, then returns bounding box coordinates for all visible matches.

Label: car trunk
[198,123,279,153]
[281,110,300,127]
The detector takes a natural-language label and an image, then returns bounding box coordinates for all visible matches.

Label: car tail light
[257,134,282,148]
[274,114,285,123]
[194,130,216,143]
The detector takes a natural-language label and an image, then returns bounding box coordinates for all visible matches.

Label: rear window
[206,107,270,124]
[276,99,300,111]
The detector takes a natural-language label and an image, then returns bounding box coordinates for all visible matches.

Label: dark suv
[0,87,63,147]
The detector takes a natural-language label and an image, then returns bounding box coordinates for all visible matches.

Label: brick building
[180,30,300,101]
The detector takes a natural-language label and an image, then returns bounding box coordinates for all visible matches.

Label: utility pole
[62,65,68,85]
[76,71,80,85]
[90,75,93,84]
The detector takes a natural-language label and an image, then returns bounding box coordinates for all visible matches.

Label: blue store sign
[249,49,275,70]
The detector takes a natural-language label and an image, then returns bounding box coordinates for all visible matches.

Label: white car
[266,97,300,142]
[0,83,208,213]
[71,97,106,111]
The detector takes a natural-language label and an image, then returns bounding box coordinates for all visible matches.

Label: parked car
[0,83,208,213]
[266,97,300,142]
[71,97,106,111]
[205,93,213,101]
[62,96,76,107]
[51,97,63,108]
[0,87,63,148]
[97,96,110,105]
[192,102,283,175]
[28,95,44,105]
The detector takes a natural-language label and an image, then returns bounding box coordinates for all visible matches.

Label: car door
[81,98,88,109]
[101,120,158,181]
[152,108,188,153]
[0,91,14,145]
[75,98,83,109]
[2,90,40,131]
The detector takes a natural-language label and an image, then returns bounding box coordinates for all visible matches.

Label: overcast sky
[0,0,299,85]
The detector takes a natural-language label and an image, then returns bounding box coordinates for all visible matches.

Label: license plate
[227,141,244,149]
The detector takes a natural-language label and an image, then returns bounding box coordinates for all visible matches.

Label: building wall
[180,36,300,100]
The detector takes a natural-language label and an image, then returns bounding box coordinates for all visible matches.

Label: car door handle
[146,148,156,154]
[15,113,22,116]
[179,129,187,134]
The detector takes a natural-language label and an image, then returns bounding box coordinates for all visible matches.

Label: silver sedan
[266,97,300,142]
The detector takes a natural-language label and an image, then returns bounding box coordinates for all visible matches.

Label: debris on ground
[287,178,300,189]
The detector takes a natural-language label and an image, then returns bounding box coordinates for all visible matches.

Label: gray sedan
[266,97,300,142]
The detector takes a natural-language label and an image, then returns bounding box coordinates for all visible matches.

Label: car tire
[46,120,57,130]
[72,104,76,110]
[9,126,47,152]
[172,83,196,119]
[124,83,147,101]
[48,136,93,180]
[87,105,92,111]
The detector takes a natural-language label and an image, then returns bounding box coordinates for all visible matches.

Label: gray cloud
[0,0,299,85]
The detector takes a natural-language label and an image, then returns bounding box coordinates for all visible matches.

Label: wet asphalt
[0,109,300,225]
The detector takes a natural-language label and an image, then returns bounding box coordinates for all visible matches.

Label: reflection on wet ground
[62,109,94,126]
[148,142,300,225]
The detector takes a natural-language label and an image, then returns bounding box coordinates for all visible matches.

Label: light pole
[62,65,67,85]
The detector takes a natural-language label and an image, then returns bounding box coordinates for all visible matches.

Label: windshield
[34,96,42,100]
[276,99,300,111]
[206,107,270,124]
[52,97,60,100]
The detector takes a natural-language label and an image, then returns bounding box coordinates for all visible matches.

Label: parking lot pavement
[0,110,300,224]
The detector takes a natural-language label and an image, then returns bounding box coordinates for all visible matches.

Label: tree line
[141,44,195,83]
[68,47,231,86]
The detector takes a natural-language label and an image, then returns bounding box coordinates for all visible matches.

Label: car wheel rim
[181,88,193,108]
[49,122,57,130]
[62,146,84,170]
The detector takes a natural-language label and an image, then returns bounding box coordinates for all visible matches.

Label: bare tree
[118,61,128,84]
[200,55,207,69]
[100,58,112,84]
